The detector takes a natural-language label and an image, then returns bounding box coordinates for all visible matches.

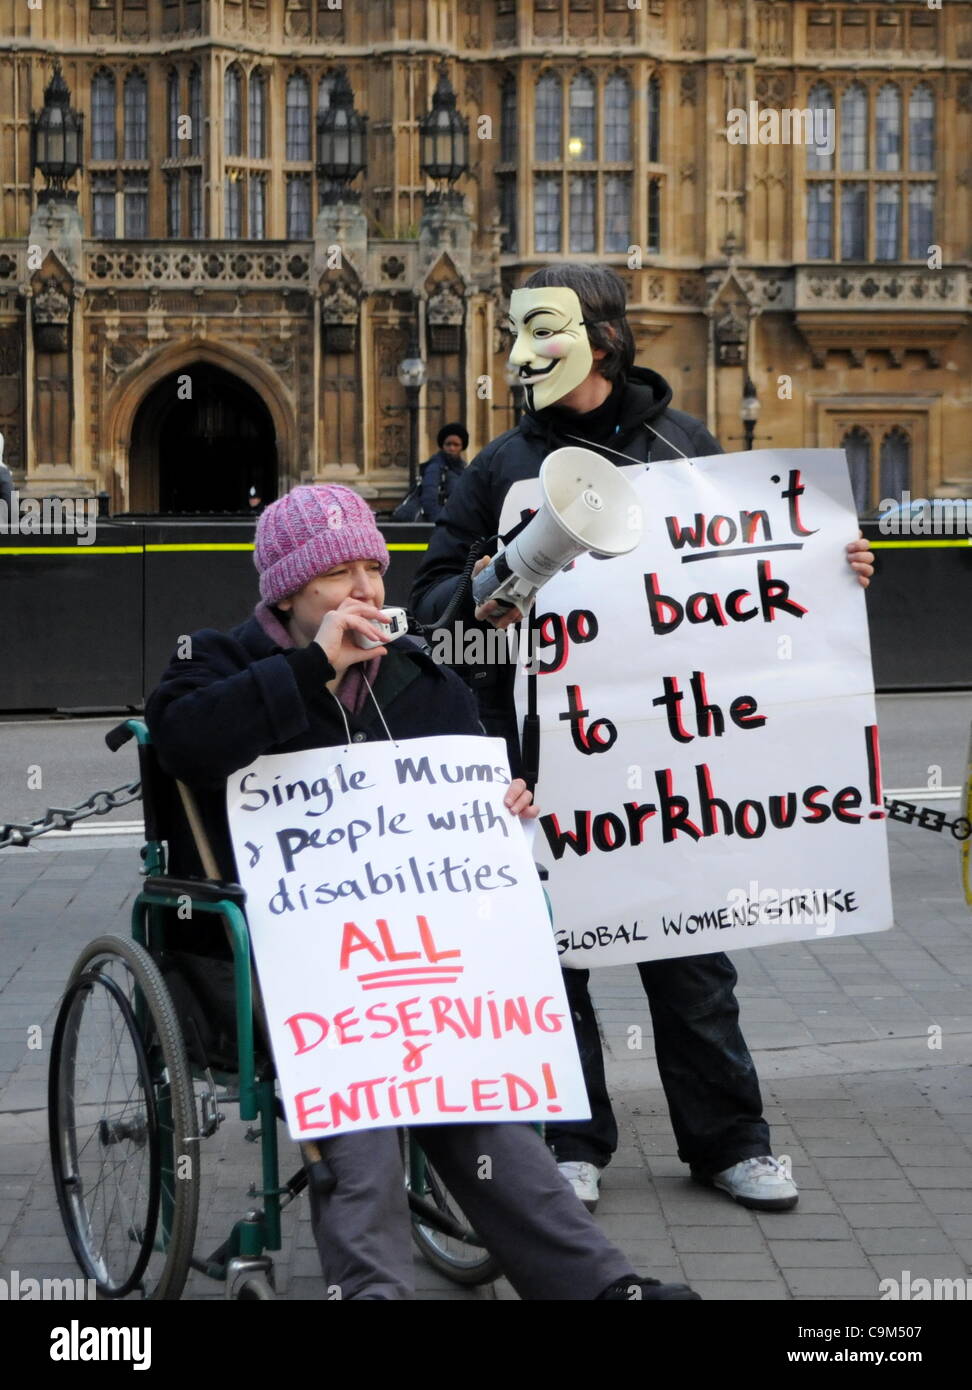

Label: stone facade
[0,1,969,509]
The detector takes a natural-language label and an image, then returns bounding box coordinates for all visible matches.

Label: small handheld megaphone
[472,447,644,614]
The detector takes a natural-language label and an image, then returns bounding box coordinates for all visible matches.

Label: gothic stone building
[0,1,970,512]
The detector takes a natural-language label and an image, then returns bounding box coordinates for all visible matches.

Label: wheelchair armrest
[143,876,247,907]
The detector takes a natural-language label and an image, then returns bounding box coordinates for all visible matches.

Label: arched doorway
[129,364,278,512]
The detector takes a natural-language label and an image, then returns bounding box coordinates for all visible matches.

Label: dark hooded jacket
[144,615,483,890]
[409,365,723,772]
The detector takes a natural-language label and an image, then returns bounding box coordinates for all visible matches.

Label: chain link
[0,781,142,851]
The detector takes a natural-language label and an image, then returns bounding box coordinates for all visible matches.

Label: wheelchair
[47,719,501,1300]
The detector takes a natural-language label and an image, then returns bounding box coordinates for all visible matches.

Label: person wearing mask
[411,263,874,1215]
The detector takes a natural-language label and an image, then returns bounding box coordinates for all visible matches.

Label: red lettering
[396,996,432,1037]
[375,918,421,962]
[294,1087,329,1133]
[339,921,383,971]
[471,1078,502,1112]
[504,1073,539,1111]
[283,1012,328,1055]
[416,915,461,963]
[333,1007,363,1045]
[434,1076,467,1113]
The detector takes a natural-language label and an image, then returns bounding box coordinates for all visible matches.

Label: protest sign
[226,734,589,1139]
[504,448,894,967]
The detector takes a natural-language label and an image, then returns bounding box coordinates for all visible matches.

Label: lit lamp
[397,331,427,492]
[741,377,760,451]
[419,61,469,205]
[316,68,367,205]
[31,63,83,204]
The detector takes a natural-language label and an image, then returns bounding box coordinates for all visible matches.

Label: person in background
[419,423,468,522]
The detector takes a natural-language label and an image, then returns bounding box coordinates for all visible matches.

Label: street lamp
[503,359,525,425]
[397,331,427,492]
[31,63,83,204]
[741,376,760,451]
[419,61,469,205]
[316,68,367,205]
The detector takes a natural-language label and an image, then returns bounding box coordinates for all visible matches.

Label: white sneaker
[558,1160,602,1211]
[706,1155,799,1211]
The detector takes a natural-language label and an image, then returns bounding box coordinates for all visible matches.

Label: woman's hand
[472,554,523,629]
[504,778,540,820]
[314,598,388,677]
[846,533,875,588]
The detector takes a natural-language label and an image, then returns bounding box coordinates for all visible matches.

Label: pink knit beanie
[254,485,390,605]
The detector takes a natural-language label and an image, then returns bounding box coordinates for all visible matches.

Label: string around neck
[327,687,352,752]
[560,421,693,465]
[362,672,398,747]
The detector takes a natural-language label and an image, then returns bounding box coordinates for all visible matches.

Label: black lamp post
[397,329,427,492]
[741,376,760,451]
[316,68,367,204]
[31,63,83,204]
[419,62,469,205]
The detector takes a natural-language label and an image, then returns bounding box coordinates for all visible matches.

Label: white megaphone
[472,446,643,614]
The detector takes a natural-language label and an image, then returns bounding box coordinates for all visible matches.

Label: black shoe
[597,1276,701,1301]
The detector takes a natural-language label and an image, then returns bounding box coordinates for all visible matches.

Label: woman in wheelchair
[144,483,699,1302]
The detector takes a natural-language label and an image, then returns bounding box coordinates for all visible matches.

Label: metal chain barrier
[0,781,142,851]
[883,795,971,841]
[1,786,968,851]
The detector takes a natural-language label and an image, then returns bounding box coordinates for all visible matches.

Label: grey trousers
[306,1122,633,1301]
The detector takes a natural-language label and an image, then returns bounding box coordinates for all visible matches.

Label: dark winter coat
[418,449,465,522]
[409,365,723,771]
[144,617,483,888]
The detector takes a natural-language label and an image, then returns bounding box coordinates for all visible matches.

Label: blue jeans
[546,953,771,1176]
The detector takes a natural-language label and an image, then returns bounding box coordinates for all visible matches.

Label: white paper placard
[226,735,590,1138]
[504,449,894,966]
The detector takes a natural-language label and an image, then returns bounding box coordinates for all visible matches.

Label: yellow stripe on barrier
[871,540,972,549]
[0,545,144,555]
[145,543,255,552]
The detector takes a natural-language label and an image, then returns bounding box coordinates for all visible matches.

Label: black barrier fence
[0,518,969,711]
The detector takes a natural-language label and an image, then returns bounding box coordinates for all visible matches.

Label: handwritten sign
[226,735,589,1139]
[504,449,894,966]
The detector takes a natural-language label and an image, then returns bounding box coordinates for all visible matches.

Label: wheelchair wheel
[48,935,199,1300]
[407,1145,501,1286]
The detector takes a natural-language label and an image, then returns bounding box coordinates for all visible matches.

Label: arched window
[647,75,660,164]
[500,74,517,163]
[225,66,242,156]
[842,427,872,514]
[875,83,901,172]
[880,427,910,501]
[249,70,267,158]
[92,70,116,161]
[841,181,867,259]
[123,71,148,161]
[534,72,561,161]
[318,72,338,116]
[840,84,867,172]
[569,72,596,161]
[188,66,202,156]
[875,182,901,260]
[287,174,311,237]
[908,83,934,172]
[807,181,833,259]
[167,70,180,158]
[286,73,311,161]
[604,72,631,162]
[806,83,834,172]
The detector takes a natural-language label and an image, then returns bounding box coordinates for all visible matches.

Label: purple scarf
[253,601,382,716]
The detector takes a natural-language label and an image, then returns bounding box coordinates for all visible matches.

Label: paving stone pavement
[1,791,970,1302]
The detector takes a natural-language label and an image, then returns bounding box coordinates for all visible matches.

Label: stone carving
[32,278,71,352]
[680,70,697,106]
[84,247,311,287]
[427,280,465,354]
[381,256,406,282]
[321,282,359,353]
[799,268,961,309]
[714,302,748,365]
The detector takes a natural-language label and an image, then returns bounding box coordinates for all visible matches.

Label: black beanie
[437,422,468,450]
